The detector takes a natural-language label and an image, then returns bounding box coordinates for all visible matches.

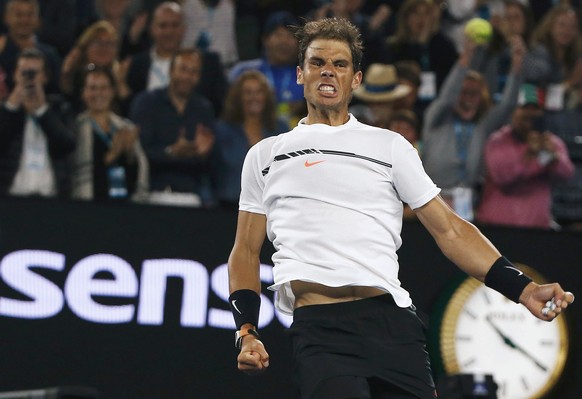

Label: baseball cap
[518,83,545,108]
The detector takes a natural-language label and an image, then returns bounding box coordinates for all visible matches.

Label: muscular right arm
[228,210,270,374]
[228,210,267,294]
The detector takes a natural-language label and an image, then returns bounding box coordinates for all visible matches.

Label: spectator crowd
[0,0,581,231]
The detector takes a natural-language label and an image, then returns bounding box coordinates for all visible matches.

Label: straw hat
[353,63,411,102]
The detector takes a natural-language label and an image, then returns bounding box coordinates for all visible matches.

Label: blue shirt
[228,58,304,104]
[212,118,288,204]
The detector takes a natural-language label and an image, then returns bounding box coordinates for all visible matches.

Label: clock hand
[485,315,548,372]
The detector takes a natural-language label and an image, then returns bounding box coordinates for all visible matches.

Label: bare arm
[415,196,574,320]
[228,210,267,294]
[415,195,500,281]
[228,210,270,374]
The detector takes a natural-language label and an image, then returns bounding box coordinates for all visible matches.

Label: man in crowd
[0,48,75,197]
[0,0,61,94]
[477,84,575,229]
[122,1,227,115]
[228,11,304,128]
[129,48,215,207]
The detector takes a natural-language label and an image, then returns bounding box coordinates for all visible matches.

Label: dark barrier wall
[0,197,580,399]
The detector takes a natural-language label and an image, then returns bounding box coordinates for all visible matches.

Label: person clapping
[72,65,148,202]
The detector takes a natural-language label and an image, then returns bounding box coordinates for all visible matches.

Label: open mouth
[318,84,336,95]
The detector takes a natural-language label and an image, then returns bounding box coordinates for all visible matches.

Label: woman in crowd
[474,0,536,102]
[60,20,129,112]
[94,0,150,58]
[421,34,525,219]
[71,65,148,202]
[212,70,287,208]
[527,4,582,105]
[378,0,458,98]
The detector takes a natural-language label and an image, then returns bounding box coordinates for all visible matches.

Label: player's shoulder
[247,131,289,160]
[353,119,411,146]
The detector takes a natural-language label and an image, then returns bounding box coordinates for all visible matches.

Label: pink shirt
[477,125,575,229]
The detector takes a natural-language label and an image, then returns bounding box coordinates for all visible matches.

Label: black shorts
[287,294,437,399]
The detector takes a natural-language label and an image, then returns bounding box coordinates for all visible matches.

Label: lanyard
[454,119,475,180]
[420,47,430,71]
[90,118,117,148]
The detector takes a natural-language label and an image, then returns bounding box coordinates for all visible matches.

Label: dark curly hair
[294,17,364,73]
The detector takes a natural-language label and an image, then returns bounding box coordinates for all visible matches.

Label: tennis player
[227,17,575,399]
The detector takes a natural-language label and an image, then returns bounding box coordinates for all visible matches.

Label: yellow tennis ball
[464,18,493,45]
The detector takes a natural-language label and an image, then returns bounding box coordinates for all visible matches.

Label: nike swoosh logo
[231,300,242,314]
[304,160,326,167]
[504,266,524,276]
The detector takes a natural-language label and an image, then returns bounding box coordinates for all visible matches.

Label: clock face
[440,277,569,399]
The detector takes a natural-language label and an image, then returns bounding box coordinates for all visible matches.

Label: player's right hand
[237,336,270,375]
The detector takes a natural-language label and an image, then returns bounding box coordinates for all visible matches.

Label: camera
[531,115,545,132]
[21,68,37,81]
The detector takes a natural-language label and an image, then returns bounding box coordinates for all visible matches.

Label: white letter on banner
[65,254,138,323]
[0,250,65,319]
[137,259,208,327]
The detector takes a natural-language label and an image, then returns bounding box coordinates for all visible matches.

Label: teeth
[319,86,335,92]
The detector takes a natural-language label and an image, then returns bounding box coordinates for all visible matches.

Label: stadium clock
[436,265,570,399]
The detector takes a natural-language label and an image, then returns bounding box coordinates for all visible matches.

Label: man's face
[511,105,544,139]
[151,8,185,53]
[170,53,202,97]
[5,1,39,39]
[297,39,361,113]
[263,26,298,66]
[406,4,431,37]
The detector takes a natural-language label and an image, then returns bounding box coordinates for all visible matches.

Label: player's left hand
[520,282,575,321]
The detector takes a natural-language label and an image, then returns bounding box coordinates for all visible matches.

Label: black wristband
[484,256,532,303]
[228,289,261,329]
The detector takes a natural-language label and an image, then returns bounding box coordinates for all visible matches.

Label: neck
[243,115,263,132]
[10,33,35,49]
[169,88,188,114]
[154,45,177,59]
[556,46,566,62]
[244,115,262,128]
[305,107,349,126]
[89,110,111,130]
